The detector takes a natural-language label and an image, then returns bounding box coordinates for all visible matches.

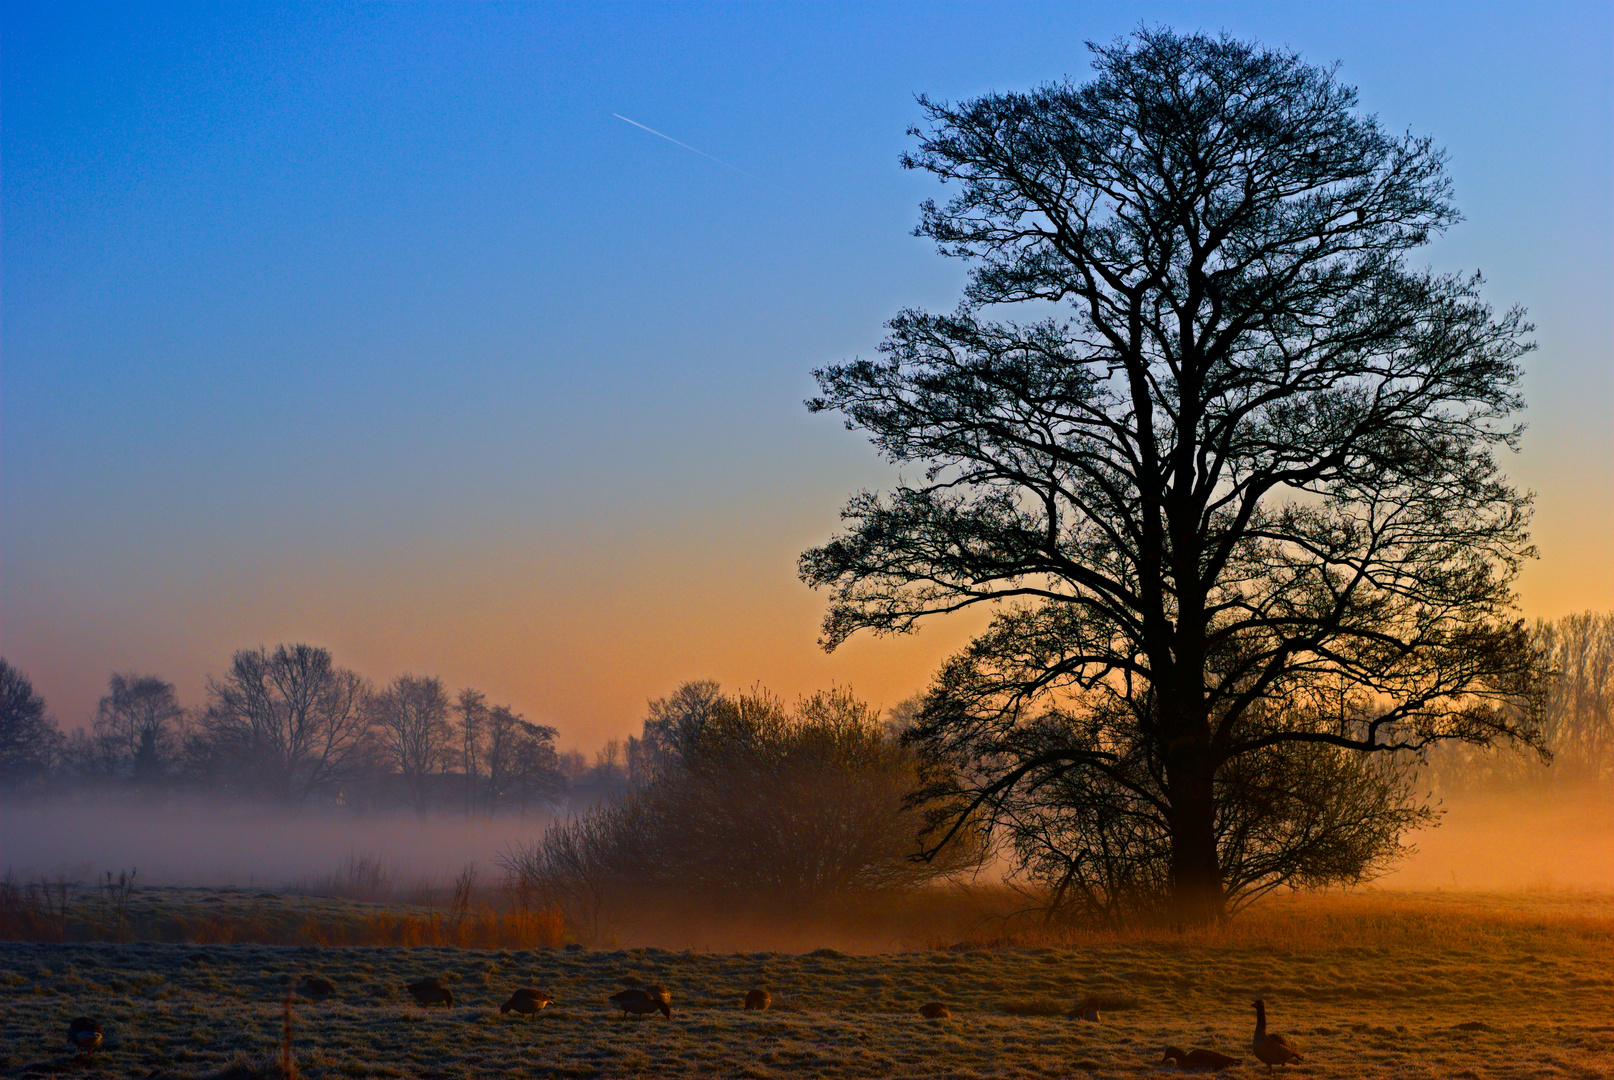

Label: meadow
[1,888,1611,1079]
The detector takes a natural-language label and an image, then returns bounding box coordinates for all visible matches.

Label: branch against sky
[801,28,1545,925]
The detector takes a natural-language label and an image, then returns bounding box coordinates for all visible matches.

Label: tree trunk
[1166,754,1225,927]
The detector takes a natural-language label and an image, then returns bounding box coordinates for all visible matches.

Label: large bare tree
[371,674,453,812]
[0,659,61,786]
[801,29,1545,924]
[196,644,372,805]
[93,673,186,784]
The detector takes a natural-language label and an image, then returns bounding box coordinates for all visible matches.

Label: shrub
[505,684,983,938]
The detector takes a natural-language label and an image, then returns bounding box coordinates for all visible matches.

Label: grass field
[2,889,1611,1079]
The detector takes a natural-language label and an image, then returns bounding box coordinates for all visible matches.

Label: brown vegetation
[504,684,983,944]
[0,873,566,950]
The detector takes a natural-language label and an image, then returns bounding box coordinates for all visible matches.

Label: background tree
[1528,612,1612,784]
[638,678,728,778]
[801,28,1544,925]
[457,687,487,815]
[194,644,372,805]
[1426,612,1614,792]
[506,715,566,813]
[482,703,562,813]
[0,659,62,787]
[371,674,453,812]
[91,673,186,784]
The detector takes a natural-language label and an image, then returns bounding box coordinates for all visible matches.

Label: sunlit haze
[4,2,1610,750]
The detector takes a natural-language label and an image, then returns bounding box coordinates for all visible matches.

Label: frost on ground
[1,890,1610,1079]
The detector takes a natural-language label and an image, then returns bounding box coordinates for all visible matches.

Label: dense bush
[504,684,982,939]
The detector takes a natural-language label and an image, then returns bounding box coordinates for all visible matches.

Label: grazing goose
[298,976,336,1000]
[1064,995,1101,1022]
[1160,1045,1243,1071]
[67,1017,102,1059]
[609,987,671,1021]
[918,1002,951,1020]
[406,978,454,1007]
[1251,1000,1303,1073]
[744,988,771,1011]
[500,988,553,1016]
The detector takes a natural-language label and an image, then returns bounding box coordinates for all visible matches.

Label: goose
[67,1017,102,1059]
[609,987,671,1021]
[1160,1045,1243,1071]
[298,976,335,1000]
[918,1002,951,1019]
[1251,1000,1303,1073]
[500,988,553,1016]
[406,978,454,1007]
[1064,995,1101,1022]
[744,988,771,1011]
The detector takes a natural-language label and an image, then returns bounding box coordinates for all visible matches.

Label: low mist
[1382,784,1614,892]
[0,793,550,890]
[4,784,1609,909]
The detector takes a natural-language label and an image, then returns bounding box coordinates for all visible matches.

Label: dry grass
[0,878,566,950]
[2,887,1611,1078]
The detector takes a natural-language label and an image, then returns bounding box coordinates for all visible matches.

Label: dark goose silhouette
[609,986,671,1021]
[406,978,454,1007]
[298,976,335,1000]
[1065,995,1101,1022]
[1160,1045,1243,1071]
[500,988,553,1016]
[1251,1000,1304,1073]
[67,1018,102,1059]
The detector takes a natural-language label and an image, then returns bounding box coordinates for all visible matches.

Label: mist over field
[4,784,1609,905]
[0,796,550,891]
[1382,786,1614,891]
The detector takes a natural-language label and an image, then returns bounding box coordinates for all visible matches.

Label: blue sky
[4,2,1610,744]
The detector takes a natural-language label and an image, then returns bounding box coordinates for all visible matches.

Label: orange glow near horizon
[8,474,1609,755]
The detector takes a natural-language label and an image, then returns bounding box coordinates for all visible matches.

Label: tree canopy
[801,28,1545,925]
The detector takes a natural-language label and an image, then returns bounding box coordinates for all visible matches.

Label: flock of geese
[64,976,1305,1074]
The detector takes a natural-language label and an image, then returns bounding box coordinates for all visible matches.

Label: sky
[4,1,1611,750]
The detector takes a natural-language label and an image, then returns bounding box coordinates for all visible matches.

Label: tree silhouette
[93,673,186,784]
[372,674,452,813]
[0,659,61,785]
[195,644,372,805]
[802,28,1545,925]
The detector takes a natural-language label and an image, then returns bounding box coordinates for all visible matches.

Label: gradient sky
[4,2,1611,750]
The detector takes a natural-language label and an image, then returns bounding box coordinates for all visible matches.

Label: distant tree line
[0,644,569,814]
[1422,611,1614,793]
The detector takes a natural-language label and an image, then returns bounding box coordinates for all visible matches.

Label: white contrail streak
[612,113,759,181]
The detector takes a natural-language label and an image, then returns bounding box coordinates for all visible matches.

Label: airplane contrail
[612,113,759,181]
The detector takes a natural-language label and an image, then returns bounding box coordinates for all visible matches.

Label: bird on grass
[918,1002,951,1020]
[1160,1045,1243,1071]
[1251,1000,1303,1073]
[500,988,553,1016]
[744,988,771,1011]
[406,978,454,1007]
[609,985,671,1022]
[1065,995,1101,1022]
[297,976,335,1001]
[67,1017,102,1060]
